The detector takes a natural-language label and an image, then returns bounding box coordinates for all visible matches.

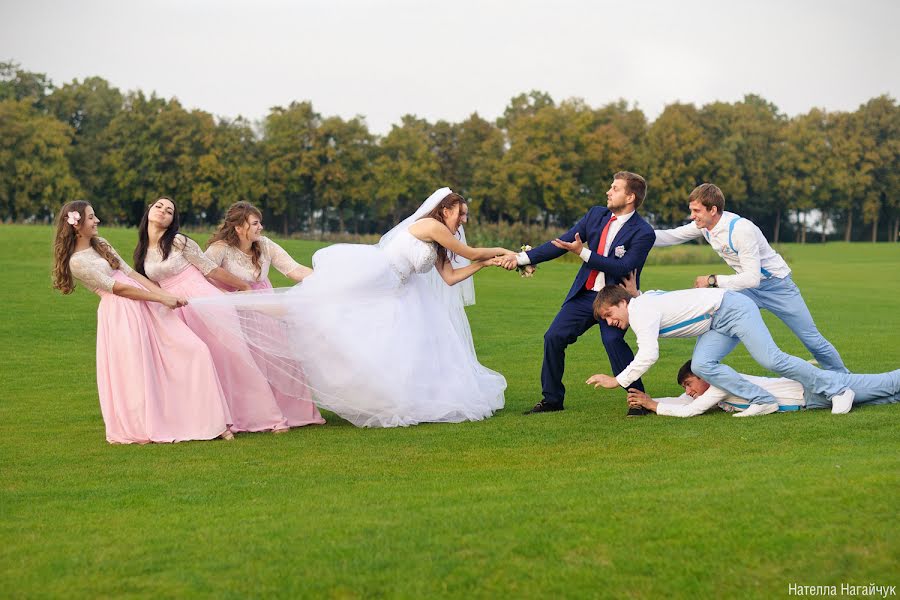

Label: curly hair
[208,202,264,278]
[52,201,120,294]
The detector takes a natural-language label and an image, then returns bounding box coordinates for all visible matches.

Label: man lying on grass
[624,360,900,417]
[585,284,858,417]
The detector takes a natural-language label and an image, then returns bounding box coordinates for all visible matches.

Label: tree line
[2,61,897,242]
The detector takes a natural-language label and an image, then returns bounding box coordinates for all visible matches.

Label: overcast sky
[2,0,898,134]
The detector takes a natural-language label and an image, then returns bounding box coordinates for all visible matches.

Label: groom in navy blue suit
[501,171,655,415]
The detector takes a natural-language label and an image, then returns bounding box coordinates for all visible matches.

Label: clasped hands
[493,232,587,272]
[476,254,529,274]
[493,252,535,275]
[162,295,189,310]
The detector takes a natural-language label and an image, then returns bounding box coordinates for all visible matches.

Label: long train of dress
[190,229,506,428]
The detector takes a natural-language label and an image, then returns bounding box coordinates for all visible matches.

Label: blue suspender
[727,217,741,253]
[723,216,772,279]
[721,401,801,413]
[659,314,713,335]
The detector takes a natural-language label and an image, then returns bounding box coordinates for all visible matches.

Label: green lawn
[1,225,898,599]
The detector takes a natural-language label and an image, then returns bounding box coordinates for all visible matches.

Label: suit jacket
[526,207,655,305]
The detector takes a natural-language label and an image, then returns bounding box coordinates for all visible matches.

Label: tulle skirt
[158,267,324,431]
[191,244,506,428]
[95,272,231,443]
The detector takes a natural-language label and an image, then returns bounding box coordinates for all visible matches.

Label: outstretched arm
[654,223,703,247]
[112,281,186,309]
[525,212,591,266]
[128,270,177,298]
[207,267,252,291]
[436,256,501,286]
[285,265,314,283]
[633,387,727,417]
[409,219,509,261]
[180,238,253,291]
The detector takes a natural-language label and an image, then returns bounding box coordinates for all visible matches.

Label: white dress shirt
[517,211,635,291]
[654,211,791,290]
[615,288,727,388]
[655,374,805,417]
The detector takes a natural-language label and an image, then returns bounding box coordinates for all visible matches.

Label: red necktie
[585,215,616,290]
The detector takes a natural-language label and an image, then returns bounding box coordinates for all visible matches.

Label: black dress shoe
[524,401,564,415]
[627,406,650,417]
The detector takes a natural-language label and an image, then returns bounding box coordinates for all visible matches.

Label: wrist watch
[707,274,718,288]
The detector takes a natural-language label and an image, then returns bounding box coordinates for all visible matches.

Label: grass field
[1,224,898,599]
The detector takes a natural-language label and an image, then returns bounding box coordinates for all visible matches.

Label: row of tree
[2,61,898,241]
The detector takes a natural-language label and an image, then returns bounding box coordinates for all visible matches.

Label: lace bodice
[144,235,218,281]
[69,239,134,294]
[205,237,301,283]
[382,230,438,282]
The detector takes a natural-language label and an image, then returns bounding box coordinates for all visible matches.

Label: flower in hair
[66,211,81,226]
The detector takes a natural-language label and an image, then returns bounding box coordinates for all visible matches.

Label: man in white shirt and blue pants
[653,183,846,373]
[624,360,900,418]
[589,286,858,416]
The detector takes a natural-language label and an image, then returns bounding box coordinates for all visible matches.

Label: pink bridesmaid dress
[68,240,231,444]
[146,235,324,430]
[205,238,323,424]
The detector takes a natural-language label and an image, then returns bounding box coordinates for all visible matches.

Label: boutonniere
[614,245,626,258]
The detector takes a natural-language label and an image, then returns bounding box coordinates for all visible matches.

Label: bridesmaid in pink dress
[133,197,324,432]
[205,202,313,291]
[205,202,321,424]
[51,201,232,444]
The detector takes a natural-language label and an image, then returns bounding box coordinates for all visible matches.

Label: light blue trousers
[738,275,847,373]
[804,369,900,409]
[692,292,848,405]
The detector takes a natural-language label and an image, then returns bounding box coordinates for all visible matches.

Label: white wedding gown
[191,192,506,428]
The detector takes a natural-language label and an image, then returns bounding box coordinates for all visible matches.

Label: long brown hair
[208,201,263,277]
[133,196,184,276]
[52,201,120,294]
[418,192,467,266]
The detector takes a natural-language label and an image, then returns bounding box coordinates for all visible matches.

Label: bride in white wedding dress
[191,188,510,428]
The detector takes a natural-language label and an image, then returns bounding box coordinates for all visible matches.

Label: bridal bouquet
[517,245,536,278]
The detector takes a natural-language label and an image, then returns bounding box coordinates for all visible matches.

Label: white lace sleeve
[181,236,218,276]
[69,253,116,293]
[205,242,227,266]
[264,237,301,276]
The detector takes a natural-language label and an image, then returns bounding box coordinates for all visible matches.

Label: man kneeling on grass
[585,285,860,417]
[625,360,900,417]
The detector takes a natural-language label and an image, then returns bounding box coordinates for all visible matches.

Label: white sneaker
[733,403,779,417]
[830,388,855,414]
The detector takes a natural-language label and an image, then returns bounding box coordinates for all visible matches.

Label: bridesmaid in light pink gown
[135,197,324,432]
[205,202,313,293]
[205,202,322,425]
[51,201,232,444]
